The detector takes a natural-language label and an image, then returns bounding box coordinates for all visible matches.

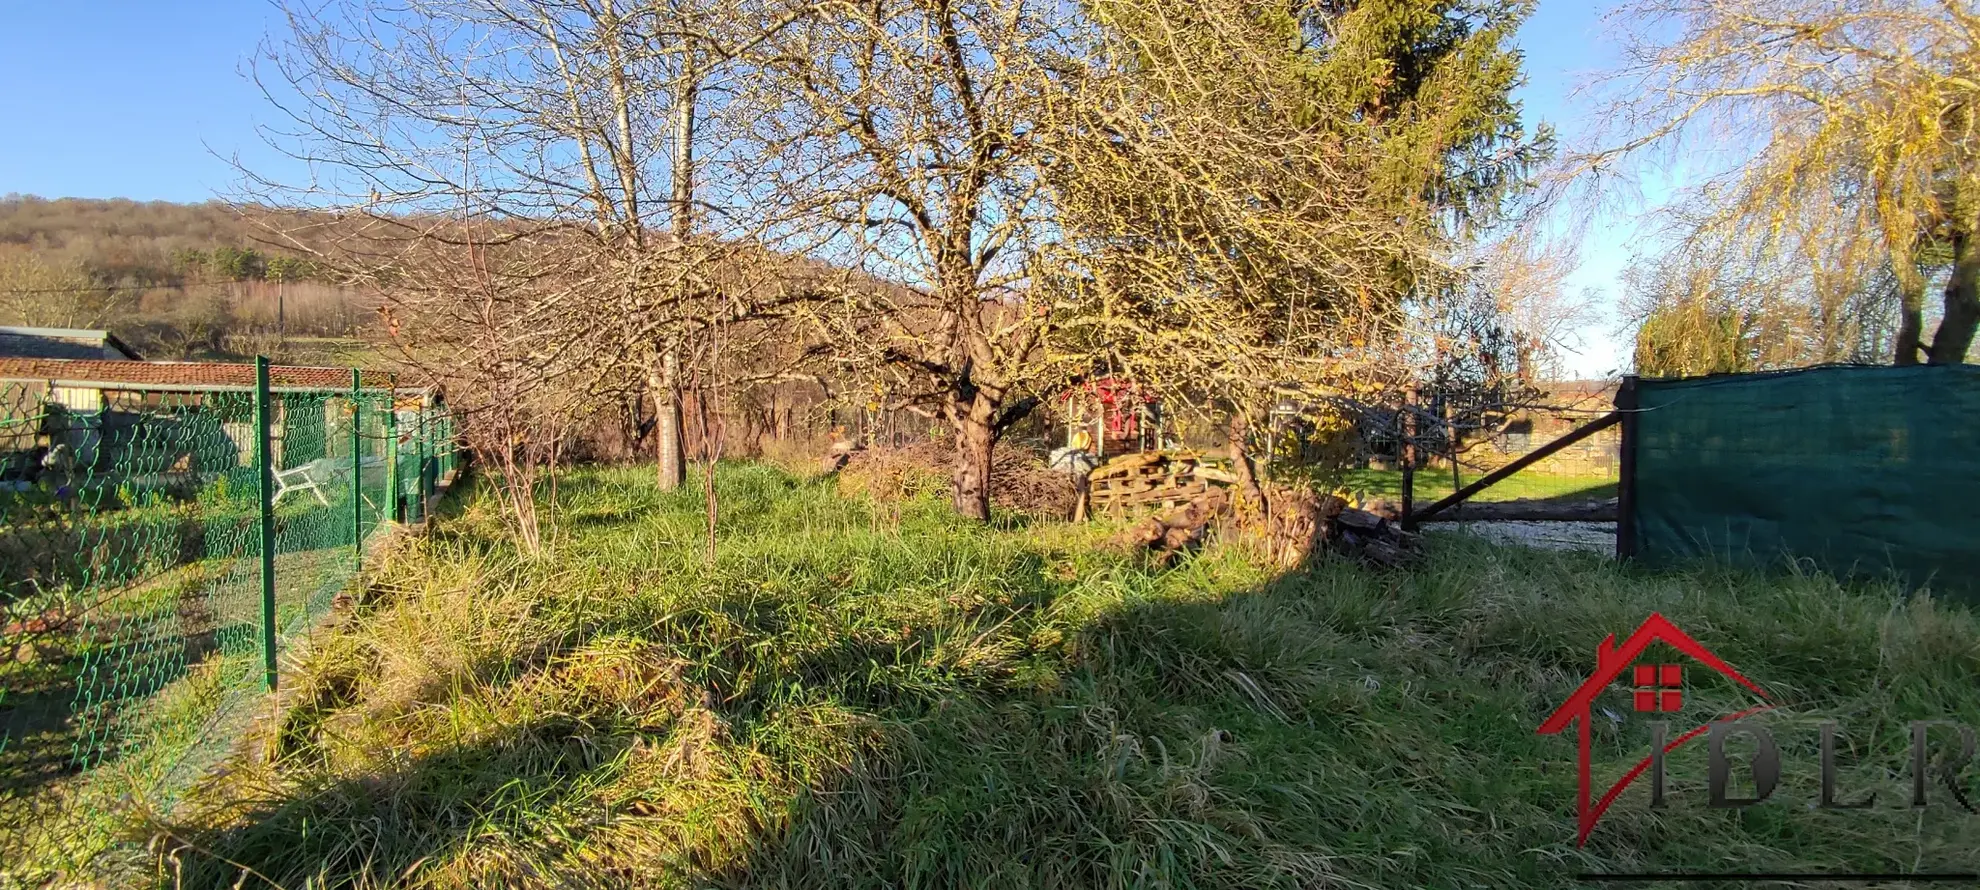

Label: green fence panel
[1631,364,1980,598]
[0,363,459,878]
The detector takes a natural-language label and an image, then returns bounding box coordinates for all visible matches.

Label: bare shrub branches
[244,0,822,545]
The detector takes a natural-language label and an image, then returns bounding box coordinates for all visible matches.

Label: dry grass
[115,463,1980,889]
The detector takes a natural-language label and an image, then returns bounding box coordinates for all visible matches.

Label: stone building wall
[1458,380,1620,477]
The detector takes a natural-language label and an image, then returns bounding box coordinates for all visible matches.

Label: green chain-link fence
[0,357,459,878]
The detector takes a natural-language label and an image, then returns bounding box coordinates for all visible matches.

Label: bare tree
[0,253,124,328]
[243,0,729,543]
[242,0,841,545]
[741,0,1075,520]
[1459,235,1598,381]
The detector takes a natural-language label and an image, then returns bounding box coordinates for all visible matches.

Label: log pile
[1116,484,1420,568]
[1115,487,1231,566]
[1087,451,1239,515]
[1326,499,1420,567]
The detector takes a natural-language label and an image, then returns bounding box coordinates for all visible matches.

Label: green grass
[1337,468,1618,505]
[0,539,365,885]
[129,463,1980,889]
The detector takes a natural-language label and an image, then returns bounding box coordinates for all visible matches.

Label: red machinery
[1060,377,1162,456]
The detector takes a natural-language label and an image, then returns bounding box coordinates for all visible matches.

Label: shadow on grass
[1338,469,1618,505]
[1,579,232,807]
[149,717,626,889]
[148,539,1572,887]
[685,547,1573,888]
[1529,479,1619,502]
[138,473,1980,889]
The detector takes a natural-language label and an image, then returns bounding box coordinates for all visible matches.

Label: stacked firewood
[1115,487,1232,565]
[1116,482,1420,568]
[1324,498,1420,567]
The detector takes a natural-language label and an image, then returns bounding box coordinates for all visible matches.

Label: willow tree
[1625,201,1907,375]
[1593,0,1980,365]
[1042,0,1547,513]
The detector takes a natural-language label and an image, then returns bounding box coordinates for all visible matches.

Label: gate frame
[1400,377,1638,554]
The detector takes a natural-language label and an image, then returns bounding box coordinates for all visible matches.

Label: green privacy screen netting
[1630,364,1980,597]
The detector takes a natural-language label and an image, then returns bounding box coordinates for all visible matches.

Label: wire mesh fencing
[1310,381,1621,523]
[0,357,459,878]
[1414,387,1620,510]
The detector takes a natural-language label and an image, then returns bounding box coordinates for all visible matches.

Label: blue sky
[0,1,300,202]
[0,0,1646,378]
[1509,1,1642,379]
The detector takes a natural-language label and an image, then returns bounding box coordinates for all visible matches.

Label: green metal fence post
[385,380,400,524]
[350,368,364,572]
[254,356,279,692]
[415,398,429,524]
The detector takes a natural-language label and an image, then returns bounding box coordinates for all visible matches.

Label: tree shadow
[686,542,1423,887]
[125,495,1695,888]
[145,716,627,889]
[2,582,228,807]
[127,527,1358,887]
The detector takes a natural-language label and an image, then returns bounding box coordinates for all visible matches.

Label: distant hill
[0,195,375,364]
[0,195,327,287]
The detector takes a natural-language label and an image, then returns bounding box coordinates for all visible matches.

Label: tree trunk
[654,59,697,489]
[952,394,996,521]
[653,344,686,489]
[1931,230,1980,365]
[1227,412,1267,521]
[1895,271,1926,366]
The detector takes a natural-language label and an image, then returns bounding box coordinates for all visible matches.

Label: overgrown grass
[1339,468,1618,505]
[1,541,361,885]
[141,463,1980,889]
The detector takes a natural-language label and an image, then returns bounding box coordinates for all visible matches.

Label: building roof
[0,357,396,391]
[0,326,143,361]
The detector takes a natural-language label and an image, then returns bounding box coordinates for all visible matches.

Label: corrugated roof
[0,357,398,391]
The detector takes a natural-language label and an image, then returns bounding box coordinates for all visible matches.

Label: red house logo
[1536,613,1776,845]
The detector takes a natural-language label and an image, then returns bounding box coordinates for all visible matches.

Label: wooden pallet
[1087,452,1237,516]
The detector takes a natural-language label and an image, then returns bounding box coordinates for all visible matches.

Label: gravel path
[1445,520,1616,553]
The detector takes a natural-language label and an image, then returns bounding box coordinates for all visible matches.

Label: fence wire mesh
[1315,381,1621,523]
[0,360,458,880]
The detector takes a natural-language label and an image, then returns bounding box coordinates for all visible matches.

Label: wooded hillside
[0,195,374,364]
